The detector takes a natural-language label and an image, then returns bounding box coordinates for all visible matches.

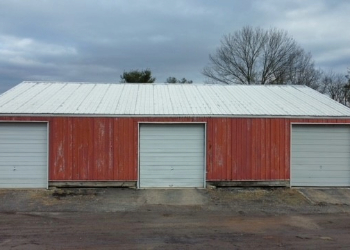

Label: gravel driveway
[1,187,350,249]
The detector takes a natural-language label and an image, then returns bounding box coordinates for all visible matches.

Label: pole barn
[1,82,350,188]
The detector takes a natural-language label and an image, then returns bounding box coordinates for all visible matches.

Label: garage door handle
[13,166,16,171]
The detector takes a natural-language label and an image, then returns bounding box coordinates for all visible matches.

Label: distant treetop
[120,69,155,83]
[165,77,193,84]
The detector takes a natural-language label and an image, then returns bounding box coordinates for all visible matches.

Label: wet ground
[0,187,350,249]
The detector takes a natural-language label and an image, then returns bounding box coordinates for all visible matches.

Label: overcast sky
[0,0,349,93]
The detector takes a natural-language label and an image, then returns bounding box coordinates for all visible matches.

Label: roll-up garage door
[139,124,205,188]
[0,123,48,188]
[291,125,350,187]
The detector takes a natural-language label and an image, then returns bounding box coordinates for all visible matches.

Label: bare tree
[203,26,320,87]
[319,71,349,105]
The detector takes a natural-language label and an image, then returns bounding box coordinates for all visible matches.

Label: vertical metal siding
[206,118,291,181]
[1,116,350,183]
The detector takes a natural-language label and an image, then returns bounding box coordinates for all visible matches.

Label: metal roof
[0,81,350,117]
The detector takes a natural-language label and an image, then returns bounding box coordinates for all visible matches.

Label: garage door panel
[141,142,203,147]
[293,145,350,152]
[292,170,350,178]
[0,151,46,155]
[141,149,203,154]
[0,178,48,184]
[140,169,204,175]
[0,140,47,144]
[141,165,204,170]
[141,126,202,133]
[293,157,349,163]
[292,178,350,187]
[0,164,47,171]
[293,164,349,171]
[141,135,203,139]
[141,132,203,137]
[0,146,46,153]
[141,178,205,188]
[0,136,47,141]
[0,173,47,180]
[0,183,47,188]
[141,156,203,162]
[0,161,46,166]
[0,132,46,137]
[294,149,348,159]
[0,123,48,188]
[0,154,46,160]
[293,133,349,139]
[292,182,350,187]
[141,162,203,167]
[0,127,47,133]
[291,125,350,187]
[139,124,205,188]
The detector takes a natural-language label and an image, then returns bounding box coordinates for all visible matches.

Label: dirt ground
[0,187,350,249]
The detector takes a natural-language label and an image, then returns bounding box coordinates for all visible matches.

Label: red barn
[1,82,350,188]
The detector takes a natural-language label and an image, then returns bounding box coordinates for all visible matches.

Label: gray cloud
[0,0,349,93]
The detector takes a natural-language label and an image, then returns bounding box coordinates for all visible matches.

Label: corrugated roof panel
[93,84,113,114]
[0,82,50,113]
[106,85,125,114]
[262,86,308,116]
[182,86,201,115]
[165,85,184,115]
[0,82,34,108]
[194,86,214,115]
[161,85,173,115]
[273,86,332,116]
[113,84,131,114]
[1,81,350,117]
[77,84,103,113]
[56,84,95,114]
[36,83,81,114]
[21,83,66,113]
[223,86,260,115]
[246,87,285,115]
[197,86,227,115]
[293,86,350,116]
[278,87,327,115]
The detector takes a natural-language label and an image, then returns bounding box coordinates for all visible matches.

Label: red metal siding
[206,118,290,181]
[1,116,350,182]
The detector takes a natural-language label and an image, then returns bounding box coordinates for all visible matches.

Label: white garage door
[291,125,350,187]
[139,124,205,188]
[0,123,48,188]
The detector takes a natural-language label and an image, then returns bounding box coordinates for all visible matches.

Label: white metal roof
[0,81,350,117]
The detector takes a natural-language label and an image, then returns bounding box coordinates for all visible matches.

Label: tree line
[120,69,192,84]
[120,26,349,106]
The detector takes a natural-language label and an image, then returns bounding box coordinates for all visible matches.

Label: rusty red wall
[1,116,349,182]
[206,118,290,181]
[49,117,139,181]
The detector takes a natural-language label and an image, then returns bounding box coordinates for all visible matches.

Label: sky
[0,0,349,93]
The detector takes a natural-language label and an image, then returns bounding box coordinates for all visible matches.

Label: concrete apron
[138,189,207,206]
[298,188,350,205]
